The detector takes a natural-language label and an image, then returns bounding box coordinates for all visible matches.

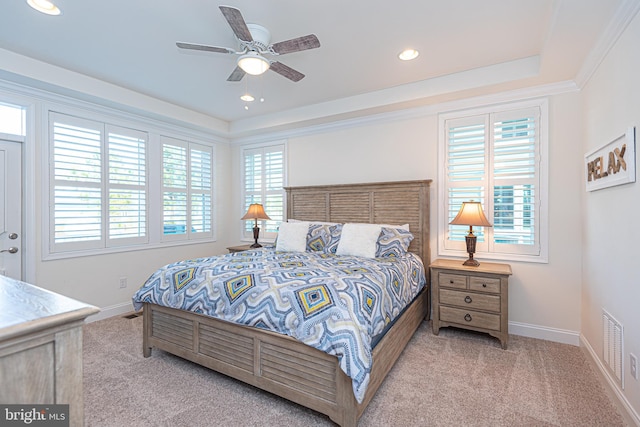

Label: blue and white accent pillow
[307,223,343,253]
[376,227,414,257]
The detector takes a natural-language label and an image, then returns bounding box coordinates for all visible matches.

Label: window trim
[437,98,549,264]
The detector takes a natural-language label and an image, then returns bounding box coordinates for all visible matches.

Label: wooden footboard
[142,287,428,427]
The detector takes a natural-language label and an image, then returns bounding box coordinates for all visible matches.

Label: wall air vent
[602,309,624,389]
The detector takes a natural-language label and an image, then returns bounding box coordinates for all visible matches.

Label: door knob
[0,247,18,254]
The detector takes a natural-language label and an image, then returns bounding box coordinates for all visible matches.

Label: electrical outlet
[631,353,638,380]
[119,277,128,289]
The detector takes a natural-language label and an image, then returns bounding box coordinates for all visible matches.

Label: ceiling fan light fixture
[238,53,270,76]
[398,48,419,61]
[27,0,61,15]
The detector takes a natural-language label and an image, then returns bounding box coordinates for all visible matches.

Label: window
[0,102,26,136]
[47,111,216,257]
[50,113,148,252]
[242,143,285,241]
[439,100,547,262]
[161,136,213,240]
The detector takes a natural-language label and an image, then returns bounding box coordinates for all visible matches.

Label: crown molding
[575,0,640,88]
[230,80,578,145]
[0,75,230,145]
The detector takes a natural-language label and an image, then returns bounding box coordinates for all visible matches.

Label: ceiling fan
[176,5,320,83]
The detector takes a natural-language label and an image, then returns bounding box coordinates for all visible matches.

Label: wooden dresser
[430,259,512,349]
[0,276,99,426]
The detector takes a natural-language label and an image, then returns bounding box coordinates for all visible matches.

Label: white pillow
[336,223,383,258]
[275,221,309,252]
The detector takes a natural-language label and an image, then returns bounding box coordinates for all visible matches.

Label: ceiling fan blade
[219,6,253,42]
[270,61,305,82]
[271,34,320,55]
[227,66,246,82]
[176,42,235,54]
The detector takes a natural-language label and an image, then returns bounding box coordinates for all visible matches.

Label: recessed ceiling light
[240,94,255,102]
[398,49,419,61]
[27,0,61,15]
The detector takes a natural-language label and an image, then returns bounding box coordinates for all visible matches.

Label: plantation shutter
[491,108,540,255]
[51,114,104,251]
[242,144,285,239]
[107,125,147,244]
[444,115,489,252]
[162,136,213,240]
[162,138,188,238]
[190,144,213,235]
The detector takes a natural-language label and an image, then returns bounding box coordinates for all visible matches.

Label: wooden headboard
[284,180,431,264]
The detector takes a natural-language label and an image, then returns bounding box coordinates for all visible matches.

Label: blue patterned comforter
[132,249,426,402]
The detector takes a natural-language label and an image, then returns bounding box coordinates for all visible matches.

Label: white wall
[581,12,640,419]
[287,117,435,187]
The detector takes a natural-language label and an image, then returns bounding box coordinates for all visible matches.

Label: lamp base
[251,225,261,248]
[463,234,480,267]
[462,258,480,267]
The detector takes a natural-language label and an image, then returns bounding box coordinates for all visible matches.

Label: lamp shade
[449,201,492,227]
[241,203,271,221]
[237,52,270,76]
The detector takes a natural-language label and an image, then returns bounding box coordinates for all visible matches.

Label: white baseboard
[509,321,580,346]
[581,334,640,426]
[85,302,136,323]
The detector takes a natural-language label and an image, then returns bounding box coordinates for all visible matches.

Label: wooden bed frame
[142,180,431,426]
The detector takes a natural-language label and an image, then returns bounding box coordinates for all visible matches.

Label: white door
[0,139,22,280]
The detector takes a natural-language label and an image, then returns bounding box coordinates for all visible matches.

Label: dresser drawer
[439,306,501,331]
[439,289,501,312]
[469,276,501,293]
[438,273,467,289]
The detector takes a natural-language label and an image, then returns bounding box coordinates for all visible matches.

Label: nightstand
[430,259,512,349]
[227,244,254,253]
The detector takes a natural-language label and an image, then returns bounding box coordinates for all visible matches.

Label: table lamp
[449,201,492,266]
[241,203,271,248]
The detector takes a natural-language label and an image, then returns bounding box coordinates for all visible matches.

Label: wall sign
[585,127,636,192]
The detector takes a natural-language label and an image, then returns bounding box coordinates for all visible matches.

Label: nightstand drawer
[438,273,467,289]
[439,306,501,331]
[469,276,501,293]
[439,289,500,312]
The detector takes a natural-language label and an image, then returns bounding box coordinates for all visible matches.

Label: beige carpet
[83,315,626,426]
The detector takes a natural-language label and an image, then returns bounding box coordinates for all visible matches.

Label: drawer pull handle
[482,283,487,288]
[449,280,454,284]
[464,313,472,322]
[464,296,472,304]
